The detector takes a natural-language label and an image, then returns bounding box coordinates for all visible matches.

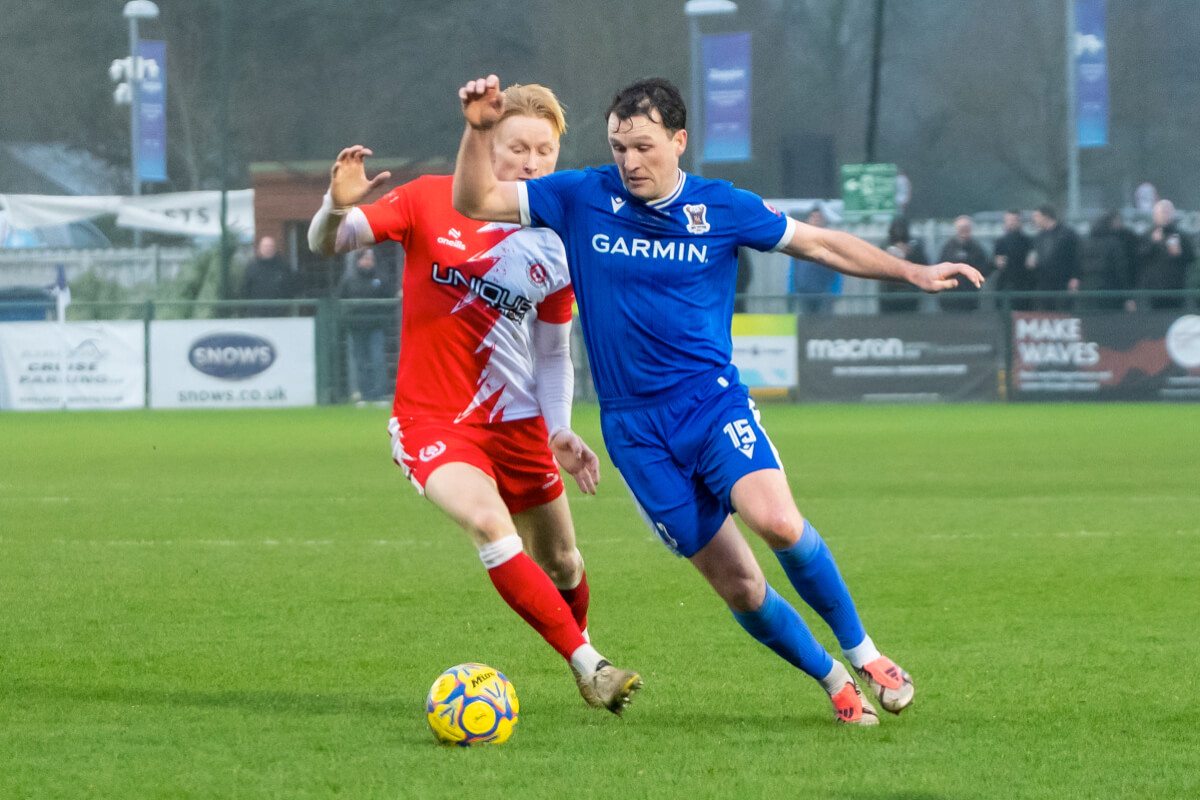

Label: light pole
[1064,0,1080,219]
[684,0,737,177]
[123,1,159,202]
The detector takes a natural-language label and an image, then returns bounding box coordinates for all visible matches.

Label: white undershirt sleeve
[770,216,799,252]
[531,319,574,440]
[517,181,532,228]
[307,191,377,256]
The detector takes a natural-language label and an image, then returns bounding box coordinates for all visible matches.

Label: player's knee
[750,509,804,549]
[722,572,766,613]
[534,545,579,586]
[466,507,515,540]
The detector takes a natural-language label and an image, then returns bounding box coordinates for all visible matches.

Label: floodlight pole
[123,1,159,247]
[1065,0,1081,218]
[127,15,141,201]
[684,0,738,178]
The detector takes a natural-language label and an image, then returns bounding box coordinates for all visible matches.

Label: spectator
[336,248,394,402]
[1133,199,1194,310]
[991,209,1035,310]
[789,207,842,314]
[1077,212,1133,311]
[241,236,299,316]
[1028,204,1080,310]
[937,215,990,311]
[878,216,928,313]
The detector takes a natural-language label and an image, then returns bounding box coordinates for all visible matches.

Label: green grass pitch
[2,403,1197,799]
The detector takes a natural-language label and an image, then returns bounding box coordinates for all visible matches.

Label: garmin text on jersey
[591,233,709,263]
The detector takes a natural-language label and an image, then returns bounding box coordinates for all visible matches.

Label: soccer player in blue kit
[454,74,983,724]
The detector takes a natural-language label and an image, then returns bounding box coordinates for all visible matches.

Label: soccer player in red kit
[307,83,641,714]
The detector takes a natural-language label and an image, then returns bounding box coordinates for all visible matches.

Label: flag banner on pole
[701,32,752,163]
[138,40,168,182]
[1074,0,1108,148]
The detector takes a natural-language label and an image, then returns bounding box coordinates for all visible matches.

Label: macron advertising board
[1012,311,1200,401]
[0,321,146,411]
[796,313,1004,402]
[149,318,315,409]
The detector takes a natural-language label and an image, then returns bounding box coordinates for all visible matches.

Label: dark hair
[1037,204,1058,221]
[1005,208,1023,217]
[887,216,911,244]
[605,78,687,133]
[1090,211,1120,237]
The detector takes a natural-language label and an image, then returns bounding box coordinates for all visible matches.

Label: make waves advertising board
[149,318,315,409]
[0,321,145,410]
[1012,311,1200,401]
[796,314,1004,402]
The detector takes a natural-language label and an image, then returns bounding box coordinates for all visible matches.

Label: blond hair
[500,83,567,138]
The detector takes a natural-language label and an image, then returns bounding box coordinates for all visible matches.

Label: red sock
[557,570,590,634]
[487,552,586,661]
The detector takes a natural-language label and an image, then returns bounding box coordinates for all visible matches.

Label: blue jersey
[518,165,794,406]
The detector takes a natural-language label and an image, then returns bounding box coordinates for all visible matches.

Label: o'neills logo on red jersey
[431,263,534,322]
[528,263,547,285]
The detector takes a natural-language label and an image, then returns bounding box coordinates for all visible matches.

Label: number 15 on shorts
[723,419,757,459]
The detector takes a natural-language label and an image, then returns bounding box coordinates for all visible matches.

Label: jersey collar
[646,169,686,209]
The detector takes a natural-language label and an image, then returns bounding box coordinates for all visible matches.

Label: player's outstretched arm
[453,74,521,224]
[307,145,391,256]
[533,319,597,494]
[781,222,985,293]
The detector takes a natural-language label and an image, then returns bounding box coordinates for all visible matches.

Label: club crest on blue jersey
[682,203,710,234]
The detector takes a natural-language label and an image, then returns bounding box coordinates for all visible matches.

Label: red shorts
[389,415,564,514]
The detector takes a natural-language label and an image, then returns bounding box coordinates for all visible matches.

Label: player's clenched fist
[329,145,391,210]
[459,74,504,131]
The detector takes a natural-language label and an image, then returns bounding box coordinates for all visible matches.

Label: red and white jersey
[360,175,573,424]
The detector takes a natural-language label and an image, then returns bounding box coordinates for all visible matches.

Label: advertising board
[149,318,315,409]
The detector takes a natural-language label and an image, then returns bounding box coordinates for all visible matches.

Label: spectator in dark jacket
[938,215,990,311]
[1029,204,1080,309]
[879,216,928,313]
[1134,199,1195,310]
[1078,212,1133,310]
[991,209,1035,309]
[337,248,394,402]
[241,236,299,316]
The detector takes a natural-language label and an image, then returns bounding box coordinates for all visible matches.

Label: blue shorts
[600,367,783,558]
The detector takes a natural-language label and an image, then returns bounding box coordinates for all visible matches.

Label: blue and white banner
[701,32,751,163]
[1074,0,1108,148]
[138,40,168,182]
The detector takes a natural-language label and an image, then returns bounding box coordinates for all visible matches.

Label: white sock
[818,660,853,695]
[477,534,523,569]
[569,643,604,676]
[842,635,881,669]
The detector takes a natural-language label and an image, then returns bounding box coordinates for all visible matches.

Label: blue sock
[773,519,867,651]
[731,583,833,680]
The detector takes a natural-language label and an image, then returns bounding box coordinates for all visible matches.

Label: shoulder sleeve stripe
[771,216,797,252]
